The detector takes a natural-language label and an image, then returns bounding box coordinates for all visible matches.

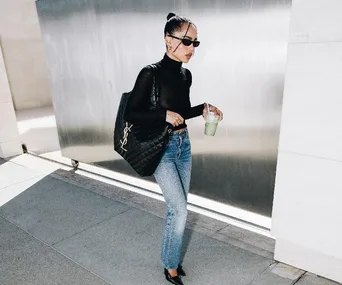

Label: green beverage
[205,122,218,136]
[204,112,219,136]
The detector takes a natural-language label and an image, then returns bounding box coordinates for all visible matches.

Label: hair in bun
[167,12,176,21]
[164,13,195,37]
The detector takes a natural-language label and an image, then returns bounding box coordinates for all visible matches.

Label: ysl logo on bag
[120,122,133,152]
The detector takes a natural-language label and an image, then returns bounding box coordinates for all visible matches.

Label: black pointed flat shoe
[177,264,186,277]
[164,269,184,285]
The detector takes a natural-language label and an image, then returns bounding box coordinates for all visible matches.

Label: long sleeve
[124,66,166,126]
[183,103,205,120]
[182,69,205,120]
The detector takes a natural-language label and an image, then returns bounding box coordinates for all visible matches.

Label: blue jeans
[154,129,192,270]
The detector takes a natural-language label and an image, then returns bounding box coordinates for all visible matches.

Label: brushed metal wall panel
[36,0,109,152]
[37,0,292,217]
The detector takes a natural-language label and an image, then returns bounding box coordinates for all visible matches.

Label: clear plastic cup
[204,111,219,136]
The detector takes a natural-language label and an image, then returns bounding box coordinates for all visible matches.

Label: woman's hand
[166,110,184,127]
[203,103,223,121]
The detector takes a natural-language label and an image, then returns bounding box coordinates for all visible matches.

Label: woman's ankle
[167,268,178,277]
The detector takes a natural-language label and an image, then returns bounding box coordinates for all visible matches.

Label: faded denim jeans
[154,128,192,270]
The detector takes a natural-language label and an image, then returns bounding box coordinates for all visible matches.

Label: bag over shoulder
[113,64,172,176]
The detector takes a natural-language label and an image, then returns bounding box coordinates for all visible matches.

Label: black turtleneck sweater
[124,54,205,130]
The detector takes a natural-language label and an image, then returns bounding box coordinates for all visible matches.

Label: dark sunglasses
[168,35,200,47]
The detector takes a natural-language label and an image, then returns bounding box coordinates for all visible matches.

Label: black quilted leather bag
[113,65,172,176]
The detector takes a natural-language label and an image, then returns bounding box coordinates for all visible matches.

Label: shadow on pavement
[95,153,276,217]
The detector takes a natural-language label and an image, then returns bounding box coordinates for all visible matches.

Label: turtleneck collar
[161,53,182,72]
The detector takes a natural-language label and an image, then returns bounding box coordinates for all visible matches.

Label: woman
[125,13,223,285]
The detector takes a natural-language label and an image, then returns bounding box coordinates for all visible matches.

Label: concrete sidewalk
[0,155,339,285]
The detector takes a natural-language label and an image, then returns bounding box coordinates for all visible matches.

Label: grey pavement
[0,156,340,285]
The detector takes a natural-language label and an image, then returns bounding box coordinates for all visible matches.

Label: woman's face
[165,23,198,63]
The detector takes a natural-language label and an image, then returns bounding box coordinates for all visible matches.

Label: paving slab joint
[291,271,307,285]
[0,215,113,285]
[246,260,277,285]
[50,208,132,246]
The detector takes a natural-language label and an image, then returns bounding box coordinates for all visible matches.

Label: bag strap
[147,64,172,133]
[148,64,160,109]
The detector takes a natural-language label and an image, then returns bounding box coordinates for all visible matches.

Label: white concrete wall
[0,0,52,110]
[0,40,22,158]
[272,0,342,283]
